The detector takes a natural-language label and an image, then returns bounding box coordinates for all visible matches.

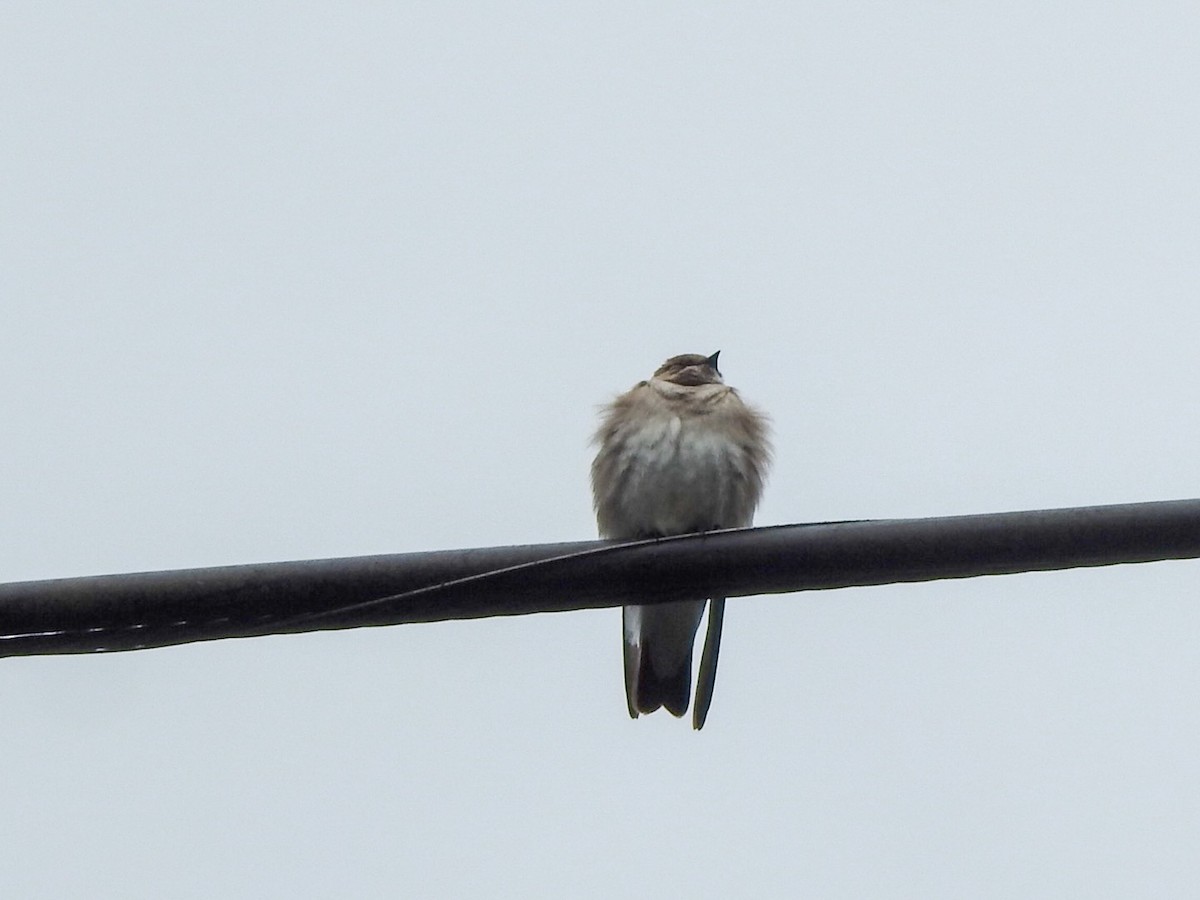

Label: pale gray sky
[3,2,1200,897]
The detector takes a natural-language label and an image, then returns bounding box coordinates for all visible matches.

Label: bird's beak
[706,351,721,374]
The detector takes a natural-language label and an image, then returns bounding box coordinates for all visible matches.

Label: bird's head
[653,351,723,386]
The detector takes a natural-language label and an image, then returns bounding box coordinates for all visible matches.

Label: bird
[591,352,771,729]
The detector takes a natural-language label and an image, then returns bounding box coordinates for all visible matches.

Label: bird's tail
[622,599,723,728]
[623,602,697,718]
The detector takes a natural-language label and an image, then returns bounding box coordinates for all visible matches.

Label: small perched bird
[591,352,771,729]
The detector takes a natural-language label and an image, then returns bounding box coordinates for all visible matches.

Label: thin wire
[277,529,713,627]
[277,519,863,629]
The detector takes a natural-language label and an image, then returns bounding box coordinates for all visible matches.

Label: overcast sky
[3,2,1200,897]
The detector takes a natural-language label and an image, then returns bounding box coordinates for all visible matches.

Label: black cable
[0,500,1196,658]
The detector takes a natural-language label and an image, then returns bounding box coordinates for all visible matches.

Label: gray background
[3,2,1200,897]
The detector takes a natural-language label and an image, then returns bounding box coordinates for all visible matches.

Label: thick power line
[1,498,1197,658]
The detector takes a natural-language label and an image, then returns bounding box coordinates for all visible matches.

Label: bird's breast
[599,412,752,537]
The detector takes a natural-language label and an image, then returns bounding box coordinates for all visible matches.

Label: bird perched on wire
[591,352,771,729]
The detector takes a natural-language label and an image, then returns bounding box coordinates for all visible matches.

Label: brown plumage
[591,352,771,728]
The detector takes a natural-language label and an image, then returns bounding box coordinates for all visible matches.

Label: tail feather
[622,607,640,719]
[623,625,694,717]
[635,650,692,717]
[623,601,720,722]
[692,598,725,730]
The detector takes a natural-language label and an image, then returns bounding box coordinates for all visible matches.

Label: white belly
[603,413,749,537]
